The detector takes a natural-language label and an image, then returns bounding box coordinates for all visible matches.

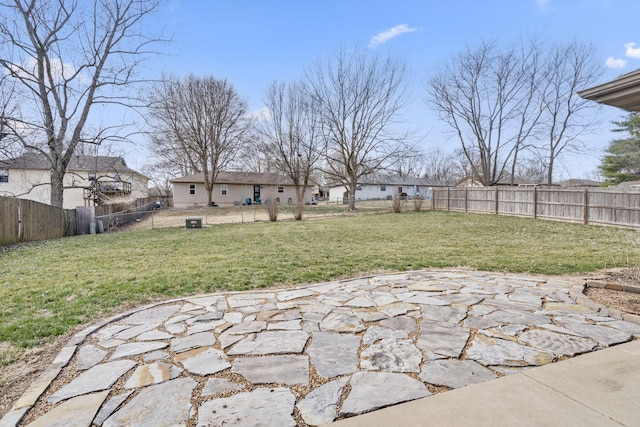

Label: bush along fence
[432,187,640,228]
[0,197,77,245]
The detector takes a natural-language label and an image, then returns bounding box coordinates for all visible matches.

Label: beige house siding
[173,182,304,208]
[0,168,51,205]
[0,155,149,209]
[171,172,313,208]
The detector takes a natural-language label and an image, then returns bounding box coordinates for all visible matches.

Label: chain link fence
[103,198,432,232]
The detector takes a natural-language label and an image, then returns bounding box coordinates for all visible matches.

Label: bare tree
[229,122,279,173]
[0,74,18,158]
[260,81,322,219]
[386,142,427,179]
[428,40,545,186]
[537,40,603,185]
[0,0,163,207]
[142,163,174,198]
[422,148,465,186]
[305,49,408,210]
[148,132,199,179]
[147,75,251,206]
[512,156,547,184]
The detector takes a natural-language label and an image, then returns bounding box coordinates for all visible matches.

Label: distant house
[0,153,149,209]
[557,179,602,188]
[170,172,314,208]
[613,180,640,191]
[327,174,438,202]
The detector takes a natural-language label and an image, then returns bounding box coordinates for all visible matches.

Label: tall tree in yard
[538,40,602,185]
[599,113,640,185]
[304,49,408,210]
[428,40,544,186]
[260,81,322,219]
[147,75,251,206]
[0,0,162,208]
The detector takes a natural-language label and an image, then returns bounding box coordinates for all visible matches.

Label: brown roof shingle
[171,172,297,186]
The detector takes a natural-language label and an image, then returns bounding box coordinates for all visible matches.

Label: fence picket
[432,187,640,227]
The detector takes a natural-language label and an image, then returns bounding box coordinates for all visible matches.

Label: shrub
[267,199,278,222]
[391,195,403,213]
[413,196,424,212]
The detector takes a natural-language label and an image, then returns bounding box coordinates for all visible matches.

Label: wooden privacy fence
[0,197,77,245]
[432,187,640,228]
[1,196,171,245]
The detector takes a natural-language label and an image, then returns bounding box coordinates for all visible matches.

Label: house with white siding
[327,174,438,202]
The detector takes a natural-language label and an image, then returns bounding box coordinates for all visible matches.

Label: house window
[0,169,8,183]
[277,186,284,193]
[380,185,386,191]
[189,184,196,195]
[356,184,362,191]
[221,184,228,196]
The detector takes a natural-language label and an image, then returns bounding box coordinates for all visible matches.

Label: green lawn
[1,211,638,363]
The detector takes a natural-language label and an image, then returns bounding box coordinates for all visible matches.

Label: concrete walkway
[2,269,639,426]
[330,339,640,426]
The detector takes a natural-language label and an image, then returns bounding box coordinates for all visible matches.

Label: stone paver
[47,360,135,403]
[103,377,196,427]
[307,332,360,378]
[360,338,422,372]
[27,391,108,427]
[231,355,309,385]
[174,347,230,375]
[197,387,296,427]
[340,372,431,417]
[296,377,349,425]
[419,359,498,388]
[5,269,640,427]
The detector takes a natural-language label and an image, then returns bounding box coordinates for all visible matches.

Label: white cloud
[8,56,84,84]
[605,57,627,69]
[368,24,418,49]
[625,42,640,58]
[535,0,552,9]
[246,107,270,122]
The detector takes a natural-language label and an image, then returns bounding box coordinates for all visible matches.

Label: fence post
[494,187,499,215]
[464,188,468,213]
[17,201,22,242]
[533,187,538,219]
[446,187,450,211]
[583,188,588,225]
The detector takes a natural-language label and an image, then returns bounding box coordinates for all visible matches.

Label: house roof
[0,153,145,177]
[614,180,640,190]
[557,179,602,187]
[578,69,640,111]
[171,171,298,186]
[328,174,438,187]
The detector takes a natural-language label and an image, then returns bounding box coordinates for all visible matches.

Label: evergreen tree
[599,113,640,185]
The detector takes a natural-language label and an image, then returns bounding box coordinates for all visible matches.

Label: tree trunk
[547,156,554,186]
[348,182,357,211]
[50,170,65,208]
[294,185,305,220]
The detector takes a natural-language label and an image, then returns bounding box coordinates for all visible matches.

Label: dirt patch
[0,334,70,418]
[584,268,640,316]
[0,304,141,419]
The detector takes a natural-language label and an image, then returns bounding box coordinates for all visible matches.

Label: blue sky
[129,0,640,179]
